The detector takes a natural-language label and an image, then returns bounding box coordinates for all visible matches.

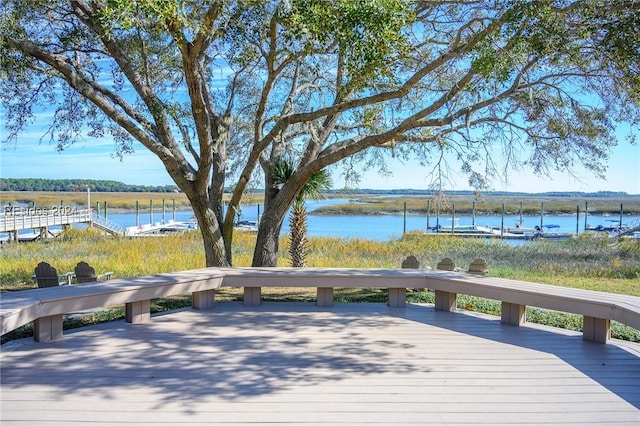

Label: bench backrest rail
[1,266,638,344]
[1,269,224,341]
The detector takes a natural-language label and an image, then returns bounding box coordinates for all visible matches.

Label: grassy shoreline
[1,228,639,343]
[2,191,639,216]
[3,229,639,294]
[314,194,640,216]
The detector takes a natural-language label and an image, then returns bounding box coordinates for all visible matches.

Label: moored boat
[234,220,258,232]
[504,219,537,234]
[431,219,497,235]
[586,219,632,235]
[530,224,574,240]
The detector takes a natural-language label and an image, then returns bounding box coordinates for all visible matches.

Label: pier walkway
[0,208,124,240]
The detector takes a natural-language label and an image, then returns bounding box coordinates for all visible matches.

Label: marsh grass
[2,191,192,210]
[1,228,639,342]
[1,191,263,211]
[4,191,637,216]
[315,194,640,215]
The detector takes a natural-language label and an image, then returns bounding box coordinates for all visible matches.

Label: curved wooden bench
[216,267,430,308]
[1,267,638,344]
[423,269,640,343]
[216,266,639,344]
[1,269,224,342]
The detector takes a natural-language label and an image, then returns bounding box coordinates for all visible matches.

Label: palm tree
[272,159,331,267]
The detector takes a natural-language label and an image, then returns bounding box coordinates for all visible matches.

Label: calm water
[100,198,640,242]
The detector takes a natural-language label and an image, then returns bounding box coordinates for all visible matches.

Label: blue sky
[2,130,638,194]
[1,111,639,194]
[0,127,640,194]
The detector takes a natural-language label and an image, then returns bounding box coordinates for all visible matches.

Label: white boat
[432,219,495,235]
[530,224,574,240]
[234,220,258,232]
[125,220,196,236]
[492,219,536,234]
[506,219,537,234]
[586,220,632,235]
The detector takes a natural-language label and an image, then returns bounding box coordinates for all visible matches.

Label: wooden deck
[1,302,639,425]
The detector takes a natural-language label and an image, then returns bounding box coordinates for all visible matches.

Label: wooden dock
[1,208,92,232]
[0,208,124,240]
[2,302,638,425]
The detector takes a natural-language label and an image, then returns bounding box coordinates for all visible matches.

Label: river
[101,198,640,242]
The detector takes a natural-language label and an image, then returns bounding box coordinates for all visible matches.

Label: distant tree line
[327,189,635,198]
[1,178,179,193]
[1,178,634,197]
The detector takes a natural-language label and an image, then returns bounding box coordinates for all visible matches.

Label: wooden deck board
[2,302,639,425]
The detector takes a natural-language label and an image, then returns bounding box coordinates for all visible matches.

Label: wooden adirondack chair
[33,262,72,288]
[401,255,420,269]
[402,255,425,292]
[74,261,113,283]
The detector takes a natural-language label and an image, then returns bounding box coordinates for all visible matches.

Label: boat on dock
[431,219,493,235]
[430,219,527,239]
[234,220,258,232]
[125,220,196,236]
[530,224,574,240]
[123,217,260,236]
[427,218,581,241]
[500,219,537,235]
[586,219,634,235]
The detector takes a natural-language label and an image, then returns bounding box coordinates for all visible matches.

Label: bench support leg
[316,287,334,307]
[244,287,261,306]
[192,289,216,310]
[388,288,406,307]
[583,316,610,343]
[501,302,526,326]
[126,300,151,324]
[435,290,456,312]
[34,314,63,342]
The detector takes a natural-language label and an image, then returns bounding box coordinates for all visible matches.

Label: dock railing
[90,212,125,235]
[0,207,92,233]
[0,208,126,238]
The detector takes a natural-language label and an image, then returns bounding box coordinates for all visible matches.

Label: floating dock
[125,220,196,236]
[427,224,576,240]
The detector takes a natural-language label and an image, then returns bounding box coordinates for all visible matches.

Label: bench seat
[423,270,640,343]
[1,267,638,345]
[217,267,639,344]
[425,270,640,320]
[1,269,224,342]
[218,267,430,307]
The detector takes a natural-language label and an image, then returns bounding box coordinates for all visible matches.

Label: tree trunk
[252,223,280,267]
[190,197,229,267]
[253,175,294,266]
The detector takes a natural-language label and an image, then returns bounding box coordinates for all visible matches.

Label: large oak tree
[2,1,638,267]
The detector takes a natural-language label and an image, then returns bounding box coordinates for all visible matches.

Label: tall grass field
[1,228,639,342]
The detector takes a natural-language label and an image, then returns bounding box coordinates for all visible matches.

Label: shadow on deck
[1,302,639,425]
